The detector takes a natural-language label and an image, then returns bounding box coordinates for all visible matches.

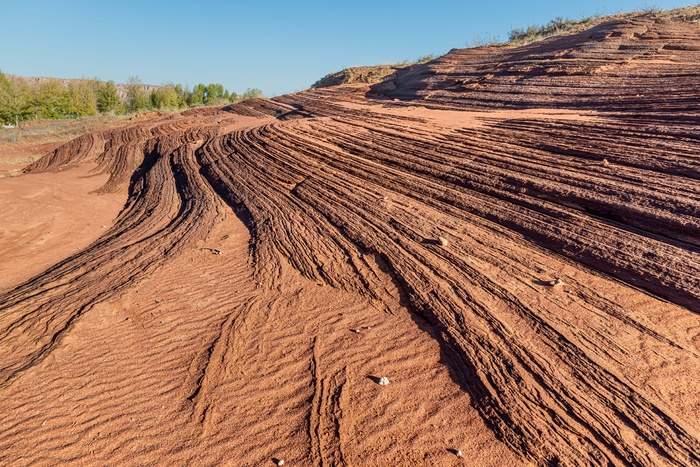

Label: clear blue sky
[0,0,693,96]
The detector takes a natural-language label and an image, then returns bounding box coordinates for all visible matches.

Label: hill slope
[1,15,700,466]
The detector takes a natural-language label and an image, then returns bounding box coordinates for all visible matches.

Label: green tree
[174,84,187,108]
[179,85,191,107]
[206,83,225,104]
[150,83,180,110]
[97,80,123,114]
[241,88,263,100]
[67,79,98,116]
[187,83,206,106]
[0,71,31,125]
[125,75,149,113]
[32,79,70,118]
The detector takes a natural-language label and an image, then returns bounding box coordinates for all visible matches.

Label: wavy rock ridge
[2,17,700,466]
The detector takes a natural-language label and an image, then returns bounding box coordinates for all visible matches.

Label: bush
[97,81,123,114]
[150,83,181,110]
[125,76,150,113]
[1,72,263,122]
[67,79,99,116]
[32,80,70,119]
[0,71,32,125]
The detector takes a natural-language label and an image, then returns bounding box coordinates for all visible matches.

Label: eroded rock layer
[2,17,700,466]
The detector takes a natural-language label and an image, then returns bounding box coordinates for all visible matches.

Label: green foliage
[240,88,263,100]
[188,83,206,106]
[186,83,232,105]
[125,75,150,113]
[1,71,262,123]
[32,80,71,118]
[67,79,99,116]
[97,81,123,114]
[206,83,225,104]
[150,83,181,110]
[174,84,186,108]
[0,71,32,124]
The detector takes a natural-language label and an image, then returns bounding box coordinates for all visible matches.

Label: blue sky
[0,0,693,96]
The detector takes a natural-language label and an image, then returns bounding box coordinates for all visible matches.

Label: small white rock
[378,376,390,386]
[549,278,564,287]
[275,460,284,466]
[455,449,463,457]
[438,236,449,247]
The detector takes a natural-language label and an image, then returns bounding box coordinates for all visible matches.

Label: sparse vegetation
[0,71,264,126]
[507,16,599,45]
[506,4,700,46]
[311,4,700,91]
[0,114,134,146]
[415,54,437,64]
[466,33,502,48]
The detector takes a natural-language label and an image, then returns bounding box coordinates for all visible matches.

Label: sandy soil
[1,16,700,466]
[0,164,126,290]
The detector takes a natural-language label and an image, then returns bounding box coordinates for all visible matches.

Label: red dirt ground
[1,16,700,466]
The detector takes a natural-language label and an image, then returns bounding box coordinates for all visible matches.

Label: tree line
[0,72,263,126]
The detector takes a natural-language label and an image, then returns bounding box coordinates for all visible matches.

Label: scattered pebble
[438,236,449,247]
[378,376,390,386]
[351,329,361,333]
[275,460,285,466]
[455,449,463,457]
[602,158,610,167]
[549,278,564,287]
[155,299,161,303]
